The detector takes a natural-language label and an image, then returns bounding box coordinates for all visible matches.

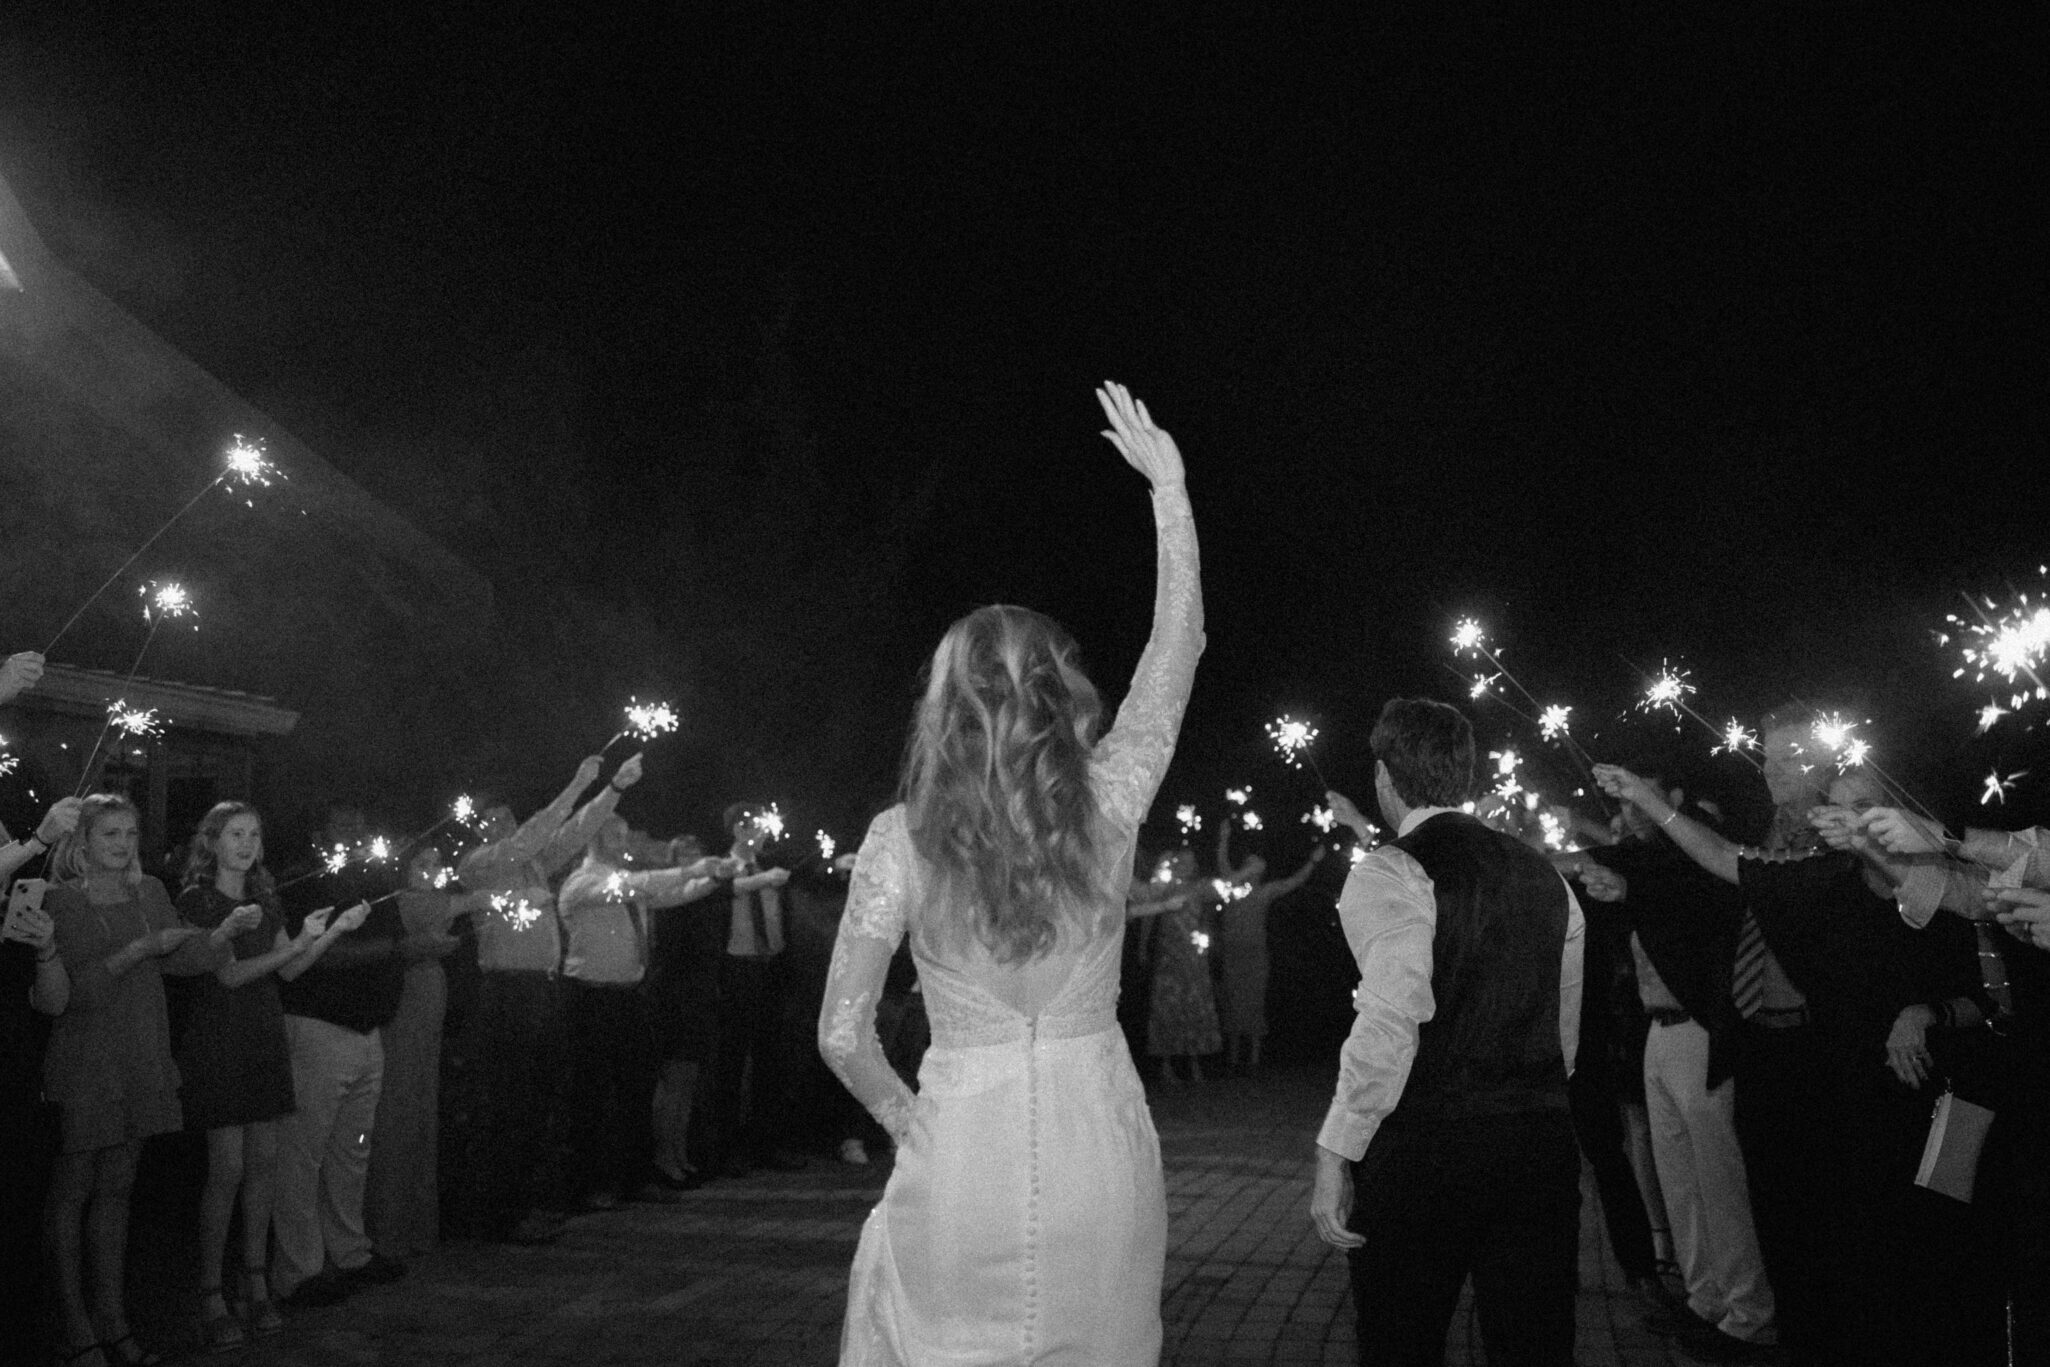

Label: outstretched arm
[1592,765,1740,885]
[1090,383,1204,829]
[1270,847,1327,898]
[819,810,918,1144]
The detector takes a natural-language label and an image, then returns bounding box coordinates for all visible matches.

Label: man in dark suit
[1311,698,1585,1367]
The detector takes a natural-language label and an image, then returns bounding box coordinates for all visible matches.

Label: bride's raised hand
[1096,381,1184,490]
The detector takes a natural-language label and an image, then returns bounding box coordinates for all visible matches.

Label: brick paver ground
[215,1065,1690,1366]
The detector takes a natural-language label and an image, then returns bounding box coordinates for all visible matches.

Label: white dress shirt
[1316,806,1585,1161]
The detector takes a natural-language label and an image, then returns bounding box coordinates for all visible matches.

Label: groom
[1311,698,1585,1367]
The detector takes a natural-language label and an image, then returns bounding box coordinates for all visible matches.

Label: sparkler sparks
[752,804,786,841]
[1469,673,1499,700]
[1640,665,1696,717]
[1538,705,1572,742]
[602,871,629,901]
[1225,787,1250,806]
[1265,715,1318,766]
[816,830,837,862]
[1191,930,1211,954]
[364,836,394,864]
[0,738,17,779]
[1490,748,1524,801]
[1175,804,1202,836]
[1977,703,2011,736]
[1717,720,1758,755]
[1239,811,1264,831]
[620,698,680,743]
[1303,805,1337,833]
[223,436,280,487]
[143,581,196,623]
[452,794,478,827]
[107,701,164,739]
[1983,769,2028,806]
[1450,619,1486,654]
[489,893,543,932]
[322,844,351,877]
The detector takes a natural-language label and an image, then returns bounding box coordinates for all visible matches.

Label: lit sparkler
[752,804,786,841]
[1303,805,1337,833]
[1225,787,1250,806]
[1264,715,1328,785]
[143,581,196,623]
[453,794,478,827]
[816,830,837,862]
[1191,930,1211,954]
[490,893,543,932]
[1717,720,1758,755]
[1349,845,1371,867]
[1469,673,1499,701]
[1450,619,1486,654]
[108,702,164,739]
[44,438,285,655]
[0,735,17,779]
[1176,804,1202,836]
[1240,811,1264,831]
[364,836,394,864]
[1983,769,2028,806]
[1640,665,1696,718]
[1490,747,1524,801]
[323,844,351,877]
[1976,703,2010,736]
[608,697,680,750]
[602,871,629,901]
[1538,705,1572,743]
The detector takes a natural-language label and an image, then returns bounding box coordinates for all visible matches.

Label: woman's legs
[240,1121,280,1282]
[199,1127,248,1309]
[85,1141,144,1340]
[45,1148,100,1350]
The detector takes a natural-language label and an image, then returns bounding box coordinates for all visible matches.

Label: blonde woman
[42,795,255,1367]
[819,383,1201,1363]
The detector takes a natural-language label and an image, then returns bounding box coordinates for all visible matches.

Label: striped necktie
[1732,911,1768,1019]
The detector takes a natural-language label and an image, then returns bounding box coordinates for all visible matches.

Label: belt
[1748,1005,1810,1030]
[1648,1008,1691,1028]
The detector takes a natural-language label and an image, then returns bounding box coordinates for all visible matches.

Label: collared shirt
[1316,808,1585,1161]
[457,785,621,973]
[726,865,786,957]
[1632,932,1684,1012]
[558,857,719,985]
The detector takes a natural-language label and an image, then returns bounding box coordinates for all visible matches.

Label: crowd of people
[0,649,918,1365]
[8,368,2050,1367]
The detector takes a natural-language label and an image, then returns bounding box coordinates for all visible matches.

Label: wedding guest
[1,796,81,1361]
[363,845,480,1259]
[271,804,413,1308]
[42,795,250,1367]
[708,803,800,1175]
[175,802,327,1349]
[1144,846,1222,1084]
[1577,760,1775,1360]
[1310,700,1585,1367]
[646,833,728,1186]
[558,812,725,1207]
[1213,822,1324,1072]
[447,754,624,1244]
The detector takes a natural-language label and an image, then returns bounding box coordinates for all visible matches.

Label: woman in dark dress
[176,802,323,1351]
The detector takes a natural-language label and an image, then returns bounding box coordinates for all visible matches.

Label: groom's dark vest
[1386,812,1571,1126]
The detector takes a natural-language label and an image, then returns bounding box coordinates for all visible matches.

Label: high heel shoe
[240,1269,285,1338]
[197,1286,246,1354]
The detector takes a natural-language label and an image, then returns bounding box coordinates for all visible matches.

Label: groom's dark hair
[1370,698,1474,809]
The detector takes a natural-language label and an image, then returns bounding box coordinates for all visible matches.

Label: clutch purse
[1915,1090,1995,1203]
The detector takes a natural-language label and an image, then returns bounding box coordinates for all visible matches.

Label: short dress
[175,884,296,1131]
[45,877,222,1152]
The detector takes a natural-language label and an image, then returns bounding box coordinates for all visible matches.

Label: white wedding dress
[820,481,1201,1365]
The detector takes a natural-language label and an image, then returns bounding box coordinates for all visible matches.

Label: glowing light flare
[1265,715,1319,768]
[752,804,786,841]
[1151,858,1177,884]
[1639,664,1696,717]
[1538,811,1568,850]
[1239,810,1264,832]
[223,436,280,487]
[1303,805,1337,833]
[1450,619,1486,654]
[1175,804,1202,835]
[1538,706,1572,742]
[1191,930,1211,954]
[1983,769,2028,806]
[816,830,837,862]
[489,893,543,932]
[1717,720,1758,755]
[1225,787,1250,806]
[621,698,680,742]
[106,701,164,739]
[431,867,456,890]
[1348,845,1371,867]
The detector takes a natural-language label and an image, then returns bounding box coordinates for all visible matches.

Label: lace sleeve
[818,807,917,1144]
[1093,482,1204,829]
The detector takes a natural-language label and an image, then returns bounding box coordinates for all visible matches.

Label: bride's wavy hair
[901,605,1106,963]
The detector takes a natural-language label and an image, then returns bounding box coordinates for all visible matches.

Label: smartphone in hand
[3,878,49,943]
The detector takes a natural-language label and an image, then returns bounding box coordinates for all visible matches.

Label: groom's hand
[1309,1145,1363,1250]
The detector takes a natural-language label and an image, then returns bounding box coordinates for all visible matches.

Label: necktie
[1732,910,1768,1019]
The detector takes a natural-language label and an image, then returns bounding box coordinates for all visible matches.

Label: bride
[819,382,1201,1364]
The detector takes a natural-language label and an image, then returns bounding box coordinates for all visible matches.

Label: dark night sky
[3,3,2044,829]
